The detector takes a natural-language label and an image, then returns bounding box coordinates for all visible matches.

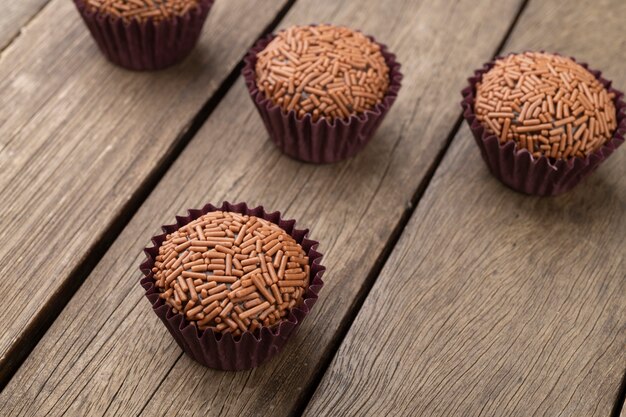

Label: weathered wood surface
[303,0,626,416]
[0,0,523,416]
[0,0,289,383]
[0,0,50,50]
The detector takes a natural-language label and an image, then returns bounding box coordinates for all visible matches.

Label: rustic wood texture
[0,0,289,382]
[0,0,50,50]
[303,1,626,416]
[0,0,523,416]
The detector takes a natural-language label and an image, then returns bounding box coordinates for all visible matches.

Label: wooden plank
[303,1,626,416]
[0,0,49,50]
[0,0,289,383]
[0,0,524,416]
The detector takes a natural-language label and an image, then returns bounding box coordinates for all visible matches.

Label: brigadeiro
[462,52,625,195]
[243,24,403,163]
[140,203,325,370]
[73,0,214,71]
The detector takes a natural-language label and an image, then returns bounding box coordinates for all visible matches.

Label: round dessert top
[474,52,617,159]
[255,24,390,122]
[151,211,310,335]
[85,0,199,22]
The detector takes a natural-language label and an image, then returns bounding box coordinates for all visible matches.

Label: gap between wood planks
[0,0,297,392]
[0,1,53,55]
[611,370,626,417]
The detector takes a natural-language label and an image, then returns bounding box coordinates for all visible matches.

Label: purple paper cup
[73,0,214,71]
[461,54,625,196]
[242,32,403,164]
[140,202,325,371]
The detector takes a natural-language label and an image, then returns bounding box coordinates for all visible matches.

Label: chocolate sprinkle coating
[255,24,390,122]
[475,52,617,160]
[151,211,310,336]
[86,0,200,22]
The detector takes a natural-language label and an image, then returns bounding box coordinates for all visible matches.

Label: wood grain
[304,0,626,416]
[0,0,523,416]
[0,0,50,50]
[0,0,289,383]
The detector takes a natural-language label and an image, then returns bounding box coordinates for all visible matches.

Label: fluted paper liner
[140,202,325,370]
[243,33,403,164]
[73,0,214,71]
[461,54,625,196]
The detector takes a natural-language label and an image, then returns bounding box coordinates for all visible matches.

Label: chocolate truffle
[85,0,200,22]
[151,211,310,335]
[255,24,390,122]
[474,52,617,159]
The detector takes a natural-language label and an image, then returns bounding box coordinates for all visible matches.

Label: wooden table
[1,0,624,415]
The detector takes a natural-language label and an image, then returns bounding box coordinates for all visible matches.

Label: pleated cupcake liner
[242,32,403,164]
[139,202,325,371]
[461,54,625,196]
[73,0,214,71]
